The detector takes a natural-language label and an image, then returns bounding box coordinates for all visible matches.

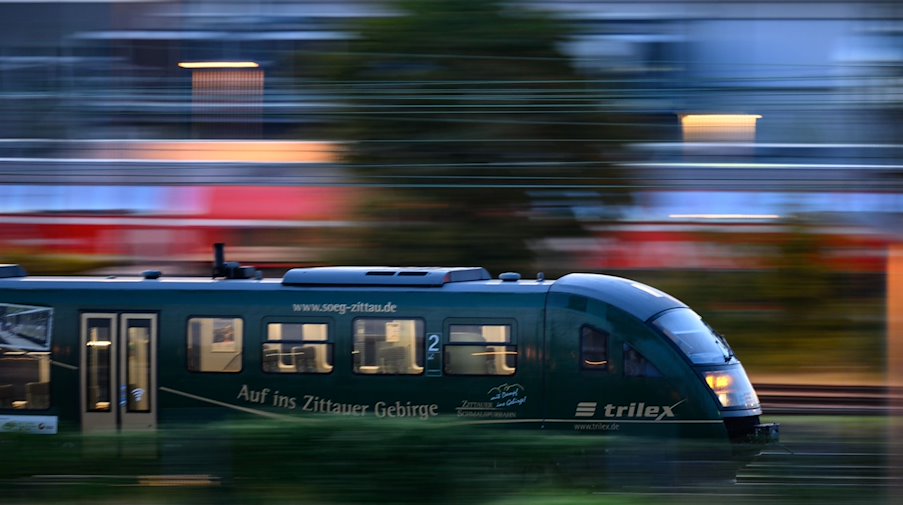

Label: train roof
[552,273,687,321]
[0,264,27,278]
[0,266,549,294]
[0,265,686,321]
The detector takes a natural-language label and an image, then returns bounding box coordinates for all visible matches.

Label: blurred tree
[310,0,635,274]
[761,219,839,332]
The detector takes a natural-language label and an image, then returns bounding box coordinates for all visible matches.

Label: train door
[80,313,157,432]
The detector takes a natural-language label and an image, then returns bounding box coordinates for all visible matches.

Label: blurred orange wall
[889,243,903,386]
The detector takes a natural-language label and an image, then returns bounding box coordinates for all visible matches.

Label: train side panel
[154,287,548,428]
[2,279,551,432]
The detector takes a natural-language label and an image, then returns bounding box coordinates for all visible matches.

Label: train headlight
[703,367,760,409]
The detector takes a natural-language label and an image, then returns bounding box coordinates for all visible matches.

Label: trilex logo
[574,399,686,421]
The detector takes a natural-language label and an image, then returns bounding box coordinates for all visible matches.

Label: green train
[0,245,777,445]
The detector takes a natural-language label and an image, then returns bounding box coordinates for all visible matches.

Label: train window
[445,324,516,376]
[623,344,662,378]
[0,351,51,410]
[580,326,608,371]
[187,317,243,373]
[1,303,52,410]
[353,319,424,375]
[652,308,732,364]
[263,323,333,374]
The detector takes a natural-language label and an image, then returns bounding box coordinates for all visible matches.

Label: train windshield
[652,308,733,364]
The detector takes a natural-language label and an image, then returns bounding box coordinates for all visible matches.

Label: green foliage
[0,417,616,504]
[310,0,635,273]
[0,250,118,274]
[3,416,892,504]
[624,221,885,380]
[223,418,578,503]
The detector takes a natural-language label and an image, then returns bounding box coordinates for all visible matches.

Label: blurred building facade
[0,0,900,270]
[2,1,899,141]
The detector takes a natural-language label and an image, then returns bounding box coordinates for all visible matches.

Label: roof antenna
[213,243,227,278]
[537,272,545,282]
[213,243,259,280]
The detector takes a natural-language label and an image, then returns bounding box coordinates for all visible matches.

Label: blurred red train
[0,185,353,269]
[0,140,892,273]
[0,184,888,274]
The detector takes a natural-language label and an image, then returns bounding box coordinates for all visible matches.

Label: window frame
[651,307,732,365]
[579,324,609,372]
[443,319,518,377]
[352,317,426,376]
[0,350,52,411]
[185,316,244,374]
[261,319,334,375]
[0,302,53,411]
[622,342,663,378]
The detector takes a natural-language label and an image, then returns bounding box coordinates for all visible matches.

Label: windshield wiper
[714,331,735,362]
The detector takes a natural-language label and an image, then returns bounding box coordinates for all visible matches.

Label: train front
[553,273,779,446]
[650,307,779,444]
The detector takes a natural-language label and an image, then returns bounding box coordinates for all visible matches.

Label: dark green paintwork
[0,268,758,441]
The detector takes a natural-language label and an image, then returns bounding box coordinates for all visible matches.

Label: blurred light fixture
[178,62,260,69]
[83,140,340,164]
[669,214,780,220]
[681,114,762,126]
[680,114,762,143]
[182,63,265,137]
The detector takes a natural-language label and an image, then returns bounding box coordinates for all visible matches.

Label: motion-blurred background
[0,0,901,385]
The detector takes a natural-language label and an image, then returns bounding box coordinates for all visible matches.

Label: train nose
[724,415,781,444]
[700,364,780,443]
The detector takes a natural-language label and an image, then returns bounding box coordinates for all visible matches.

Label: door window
[85,317,113,412]
[125,318,151,412]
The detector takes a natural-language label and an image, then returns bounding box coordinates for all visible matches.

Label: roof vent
[282,267,490,287]
[499,272,521,282]
[142,270,162,280]
[0,264,27,278]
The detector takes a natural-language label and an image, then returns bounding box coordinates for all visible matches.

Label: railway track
[737,449,898,487]
[591,449,903,502]
[589,386,903,502]
[756,383,903,416]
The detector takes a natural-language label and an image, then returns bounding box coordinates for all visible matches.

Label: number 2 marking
[427,334,440,352]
